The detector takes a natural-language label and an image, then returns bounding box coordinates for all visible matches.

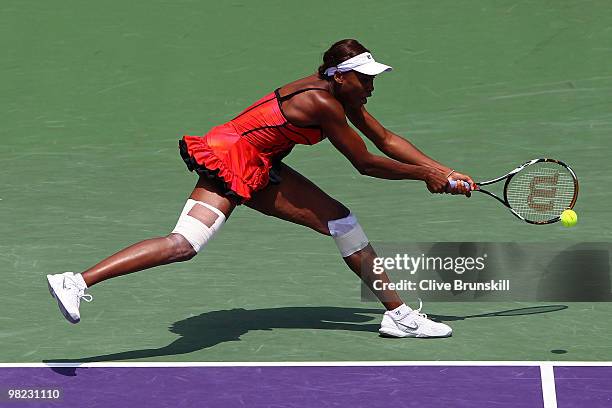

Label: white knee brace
[171,199,226,253]
[327,212,369,257]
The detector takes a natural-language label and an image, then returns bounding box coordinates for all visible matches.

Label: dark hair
[317,39,370,79]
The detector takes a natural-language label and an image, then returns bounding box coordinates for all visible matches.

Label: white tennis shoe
[379,300,452,338]
[46,272,92,324]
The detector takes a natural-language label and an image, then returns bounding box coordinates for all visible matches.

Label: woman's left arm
[346,105,476,191]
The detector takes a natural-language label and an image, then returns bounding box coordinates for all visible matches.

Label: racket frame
[476,158,579,225]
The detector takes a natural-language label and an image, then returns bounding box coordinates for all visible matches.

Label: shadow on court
[44,306,381,365]
[43,304,567,368]
[431,305,568,321]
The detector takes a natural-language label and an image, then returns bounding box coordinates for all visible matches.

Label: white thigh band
[171,199,226,253]
[328,212,369,257]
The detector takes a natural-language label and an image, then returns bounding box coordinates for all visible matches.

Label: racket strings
[505,162,576,222]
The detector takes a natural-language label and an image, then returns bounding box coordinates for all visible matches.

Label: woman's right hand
[423,167,450,193]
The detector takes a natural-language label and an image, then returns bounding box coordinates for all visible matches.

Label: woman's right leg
[81,177,236,287]
[47,176,235,323]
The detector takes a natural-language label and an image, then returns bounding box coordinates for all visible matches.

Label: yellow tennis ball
[560,209,578,227]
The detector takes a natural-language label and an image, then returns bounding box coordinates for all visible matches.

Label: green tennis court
[1,0,611,371]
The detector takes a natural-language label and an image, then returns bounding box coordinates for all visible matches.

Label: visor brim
[353,61,393,76]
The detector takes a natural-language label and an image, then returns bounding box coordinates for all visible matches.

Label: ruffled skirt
[179,124,283,203]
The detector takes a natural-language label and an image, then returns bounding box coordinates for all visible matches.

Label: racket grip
[447,179,472,192]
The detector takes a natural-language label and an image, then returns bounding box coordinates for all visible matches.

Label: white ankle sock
[389,303,412,320]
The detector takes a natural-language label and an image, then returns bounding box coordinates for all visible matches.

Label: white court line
[0,361,610,368]
[540,363,558,408]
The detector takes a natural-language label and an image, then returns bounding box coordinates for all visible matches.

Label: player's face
[336,71,376,107]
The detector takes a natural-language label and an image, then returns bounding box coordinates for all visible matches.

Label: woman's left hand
[448,171,477,197]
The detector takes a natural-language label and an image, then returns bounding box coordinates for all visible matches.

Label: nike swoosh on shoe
[396,320,419,331]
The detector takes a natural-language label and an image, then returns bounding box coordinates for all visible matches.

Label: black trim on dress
[274,87,327,131]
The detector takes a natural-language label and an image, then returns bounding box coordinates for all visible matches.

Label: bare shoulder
[277,75,345,126]
[309,90,345,121]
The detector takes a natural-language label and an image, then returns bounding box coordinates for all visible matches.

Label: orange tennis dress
[179,88,328,202]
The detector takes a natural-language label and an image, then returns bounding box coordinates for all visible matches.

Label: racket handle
[448,179,472,192]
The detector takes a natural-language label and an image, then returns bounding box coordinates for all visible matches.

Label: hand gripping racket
[449,158,579,224]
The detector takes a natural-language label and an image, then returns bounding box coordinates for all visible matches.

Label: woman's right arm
[313,95,449,193]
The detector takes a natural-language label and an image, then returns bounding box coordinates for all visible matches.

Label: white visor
[324,52,392,77]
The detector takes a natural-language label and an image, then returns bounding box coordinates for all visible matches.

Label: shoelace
[411,298,428,320]
[63,277,93,302]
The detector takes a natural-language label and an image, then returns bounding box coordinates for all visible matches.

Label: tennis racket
[449,158,579,225]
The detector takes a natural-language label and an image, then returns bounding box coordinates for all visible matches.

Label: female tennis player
[47,39,474,338]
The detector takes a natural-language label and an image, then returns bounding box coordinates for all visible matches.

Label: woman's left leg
[246,164,452,337]
[245,164,403,310]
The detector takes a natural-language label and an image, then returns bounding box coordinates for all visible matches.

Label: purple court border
[0,363,610,408]
[554,366,612,407]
